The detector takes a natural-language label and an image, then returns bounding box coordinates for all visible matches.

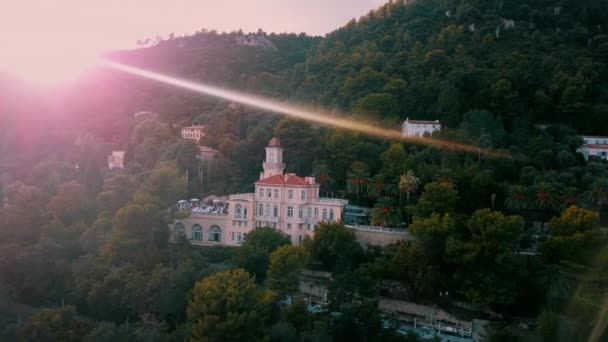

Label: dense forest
[1,0,608,341]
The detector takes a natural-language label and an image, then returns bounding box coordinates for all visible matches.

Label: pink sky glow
[0,0,385,83]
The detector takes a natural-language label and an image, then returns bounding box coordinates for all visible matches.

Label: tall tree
[266,245,308,296]
[237,227,291,282]
[188,269,274,342]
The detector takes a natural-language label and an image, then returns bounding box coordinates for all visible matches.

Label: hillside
[1,1,608,341]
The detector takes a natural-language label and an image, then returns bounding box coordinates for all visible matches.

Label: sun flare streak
[101,59,510,159]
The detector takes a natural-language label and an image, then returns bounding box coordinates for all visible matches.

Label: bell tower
[261,137,285,179]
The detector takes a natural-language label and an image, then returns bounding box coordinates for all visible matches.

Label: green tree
[531,182,559,231]
[399,170,420,206]
[537,310,557,342]
[346,161,369,204]
[188,269,274,342]
[370,197,401,227]
[504,185,528,213]
[541,206,604,263]
[22,306,93,342]
[446,209,524,307]
[584,178,608,213]
[410,181,459,218]
[266,245,308,296]
[237,227,291,282]
[305,222,363,273]
[47,181,96,225]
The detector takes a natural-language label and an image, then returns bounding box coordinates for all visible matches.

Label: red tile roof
[256,174,311,186]
[584,144,608,149]
[268,137,281,147]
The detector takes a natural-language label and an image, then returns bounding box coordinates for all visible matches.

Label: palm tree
[368,174,387,200]
[371,197,400,227]
[585,178,608,213]
[314,163,334,196]
[399,170,420,206]
[531,182,559,232]
[559,186,579,211]
[435,168,455,185]
[346,161,369,204]
[505,185,528,213]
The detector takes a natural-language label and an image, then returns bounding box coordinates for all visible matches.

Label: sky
[1,0,387,51]
[0,0,386,83]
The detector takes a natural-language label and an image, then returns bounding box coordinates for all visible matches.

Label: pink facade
[172,137,347,246]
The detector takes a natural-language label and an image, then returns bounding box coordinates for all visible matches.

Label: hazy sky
[1,0,387,51]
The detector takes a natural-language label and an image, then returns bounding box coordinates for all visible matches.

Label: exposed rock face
[235,34,277,50]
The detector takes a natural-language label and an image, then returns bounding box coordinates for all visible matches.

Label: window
[308,207,312,218]
[243,208,248,219]
[298,236,303,245]
[299,224,303,230]
[258,204,263,216]
[288,190,293,199]
[267,189,272,197]
[232,232,235,241]
[298,207,303,218]
[235,204,242,219]
[329,209,334,221]
[301,190,306,200]
[308,224,312,231]
[322,209,327,220]
[259,188,264,198]
[314,208,318,218]
[192,225,203,241]
[287,206,293,217]
[274,189,279,199]
[209,226,221,242]
[287,223,292,229]
[265,205,270,217]
[273,205,278,217]
[175,223,185,237]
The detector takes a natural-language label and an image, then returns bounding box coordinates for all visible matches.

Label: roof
[182,125,206,130]
[404,119,440,124]
[268,137,281,147]
[256,174,311,186]
[583,144,608,149]
[582,135,608,139]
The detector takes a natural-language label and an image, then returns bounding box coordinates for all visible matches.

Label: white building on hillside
[181,125,206,142]
[402,118,441,137]
[108,151,125,169]
[579,135,608,161]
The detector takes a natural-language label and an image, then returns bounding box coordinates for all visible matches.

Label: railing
[229,193,255,201]
[346,224,408,234]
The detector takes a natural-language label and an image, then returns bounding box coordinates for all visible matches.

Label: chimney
[305,176,315,185]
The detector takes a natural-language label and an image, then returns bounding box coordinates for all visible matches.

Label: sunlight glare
[102,59,511,159]
[0,47,99,85]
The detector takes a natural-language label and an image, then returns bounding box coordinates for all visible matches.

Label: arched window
[265,204,270,216]
[314,208,318,218]
[209,225,221,242]
[273,205,278,217]
[322,209,327,220]
[235,204,242,219]
[329,209,334,221]
[175,223,185,238]
[192,225,203,241]
[258,204,263,216]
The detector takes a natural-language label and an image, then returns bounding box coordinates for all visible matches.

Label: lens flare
[101,59,510,159]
